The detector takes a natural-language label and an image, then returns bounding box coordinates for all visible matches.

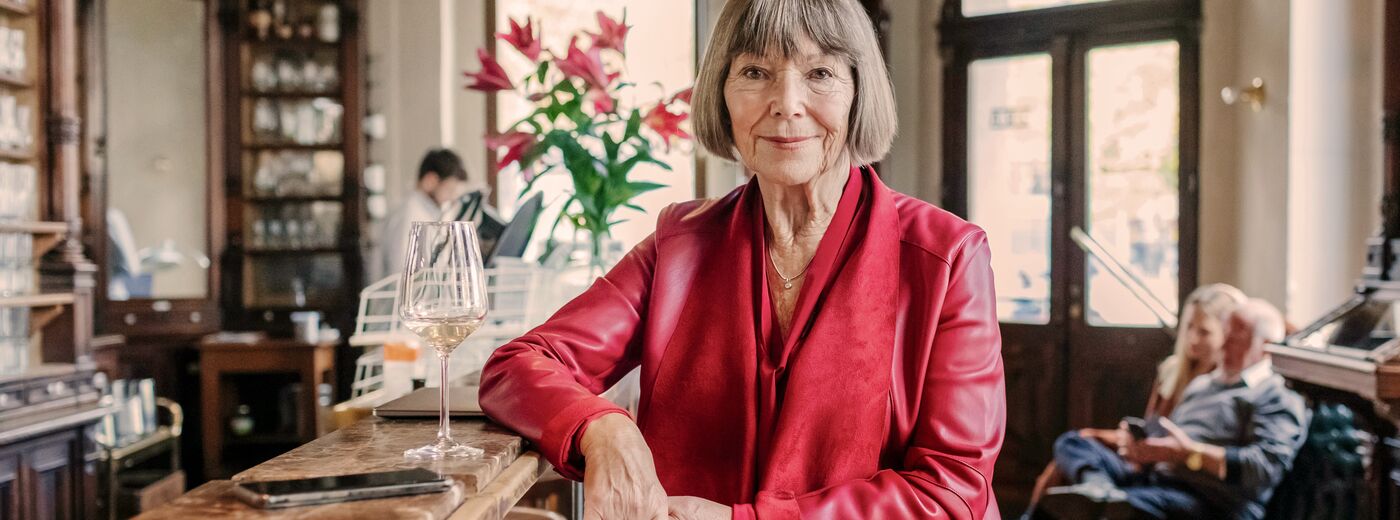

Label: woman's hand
[668,496,732,520]
[1078,427,1122,448]
[1119,418,1194,466]
[580,413,669,520]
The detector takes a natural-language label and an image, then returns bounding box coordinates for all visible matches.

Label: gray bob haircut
[691,0,898,165]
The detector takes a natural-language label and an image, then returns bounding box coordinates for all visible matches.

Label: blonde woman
[1028,283,1246,511]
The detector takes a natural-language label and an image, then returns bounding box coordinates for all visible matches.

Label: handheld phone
[232,468,451,509]
[1123,416,1149,441]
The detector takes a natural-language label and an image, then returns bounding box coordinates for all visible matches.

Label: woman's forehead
[733,50,840,64]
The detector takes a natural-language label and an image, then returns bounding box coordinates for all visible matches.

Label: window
[1084,41,1181,326]
[968,54,1054,323]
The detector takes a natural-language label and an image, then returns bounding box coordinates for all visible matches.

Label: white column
[1286,0,1383,323]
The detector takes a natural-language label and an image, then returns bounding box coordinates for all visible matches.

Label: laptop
[373,386,485,418]
[470,192,544,267]
[488,192,544,264]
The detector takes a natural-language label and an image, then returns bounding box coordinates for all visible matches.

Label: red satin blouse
[479,166,1005,519]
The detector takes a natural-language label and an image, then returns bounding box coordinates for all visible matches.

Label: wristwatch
[1185,446,1204,472]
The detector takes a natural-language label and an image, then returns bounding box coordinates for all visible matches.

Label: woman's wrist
[580,412,633,457]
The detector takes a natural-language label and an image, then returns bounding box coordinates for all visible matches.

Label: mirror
[103,0,209,301]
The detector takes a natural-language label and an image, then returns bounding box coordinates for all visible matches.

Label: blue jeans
[1051,430,1220,520]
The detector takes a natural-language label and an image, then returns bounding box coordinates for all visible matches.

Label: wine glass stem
[438,351,451,443]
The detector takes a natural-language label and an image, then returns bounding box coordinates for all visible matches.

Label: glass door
[942,5,1201,510]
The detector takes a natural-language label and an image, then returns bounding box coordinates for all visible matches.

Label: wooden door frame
[938,0,1202,511]
[78,0,225,338]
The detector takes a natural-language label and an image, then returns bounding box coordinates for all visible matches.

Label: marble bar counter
[137,416,549,519]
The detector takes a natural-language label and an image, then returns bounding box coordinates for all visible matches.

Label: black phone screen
[1123,417,1149,440]
[240,468,447,496]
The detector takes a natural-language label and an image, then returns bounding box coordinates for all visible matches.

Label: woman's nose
[769,72,805,119]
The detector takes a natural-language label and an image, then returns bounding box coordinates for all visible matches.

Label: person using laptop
[372,148,485,280]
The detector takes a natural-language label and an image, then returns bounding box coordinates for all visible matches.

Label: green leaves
[491,64,679,244]
[624,109,642,141]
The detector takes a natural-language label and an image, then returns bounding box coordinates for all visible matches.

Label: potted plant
[466,12,692,272]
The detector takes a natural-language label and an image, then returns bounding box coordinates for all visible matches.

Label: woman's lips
[760,136,814,150]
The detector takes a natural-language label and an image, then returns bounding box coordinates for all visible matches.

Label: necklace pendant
[783,282,793,289]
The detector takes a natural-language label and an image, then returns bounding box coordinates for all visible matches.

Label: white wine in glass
[399,221,488,460]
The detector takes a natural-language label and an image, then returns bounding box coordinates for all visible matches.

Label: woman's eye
[809,68,834,80]
[741,67,765,80]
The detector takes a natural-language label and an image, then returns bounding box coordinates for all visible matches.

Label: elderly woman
[478,0,1004,518]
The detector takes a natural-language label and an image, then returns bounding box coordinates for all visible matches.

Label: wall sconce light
[1221,77,1266,112]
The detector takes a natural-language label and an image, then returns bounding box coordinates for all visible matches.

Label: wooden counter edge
[448,451,550,520]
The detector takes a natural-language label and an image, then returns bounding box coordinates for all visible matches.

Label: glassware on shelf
[266,219,285,249]
[0,96,13,148]
[251,51,338,94]
[246,254,344,308]
[251,219,267,249]
[229,404,254,436]
[16,104,30,149]
[249,7,273,40]
[249,150,343,197]
[0,162,35,220]
[276,57,301,91]
[253,98,280,140]
[251,55,277,91]
[0,308,22,376]
[0,305,30,375]
[0,26,25,79]
[252,99,343,146]
[317,3,340,43]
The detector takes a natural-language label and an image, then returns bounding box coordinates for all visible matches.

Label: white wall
[365,0,491,233]
[1198,0,1293,309]
[880,0,942,201]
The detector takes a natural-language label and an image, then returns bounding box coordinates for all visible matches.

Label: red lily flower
[643,102,691,150]
[497,17,541,62]
[485,130,537,171]
[464,48,513,92]
[670,87,693,105]
[554,37,613,90]
[587,88,616,114]
[588,11,629,54]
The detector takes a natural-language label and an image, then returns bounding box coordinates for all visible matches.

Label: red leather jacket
[480,168,1005,519]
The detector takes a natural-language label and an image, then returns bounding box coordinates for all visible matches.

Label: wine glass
[398,221,488,460]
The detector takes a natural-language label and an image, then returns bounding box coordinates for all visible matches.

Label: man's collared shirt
[1163,356,1307,520]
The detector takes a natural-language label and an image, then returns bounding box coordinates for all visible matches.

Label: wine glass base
[403,438,483,460]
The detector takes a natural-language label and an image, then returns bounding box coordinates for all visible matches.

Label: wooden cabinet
[0,449,19,519]
[218,0,366,339]
[198,335,334,480]
[0,423,101,520]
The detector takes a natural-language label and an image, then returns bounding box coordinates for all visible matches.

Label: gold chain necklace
[768,247,813,290]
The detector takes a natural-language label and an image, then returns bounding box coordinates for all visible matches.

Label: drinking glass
[398,221,488,460]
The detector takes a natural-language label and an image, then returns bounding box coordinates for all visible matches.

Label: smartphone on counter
[232,468,452,509]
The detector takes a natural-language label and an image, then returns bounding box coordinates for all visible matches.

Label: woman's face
[722,35,855,186]
[1184,307,1225,362]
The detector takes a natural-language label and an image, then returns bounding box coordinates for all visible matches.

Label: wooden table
[136,416,548,519]
[198,337,336,479]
